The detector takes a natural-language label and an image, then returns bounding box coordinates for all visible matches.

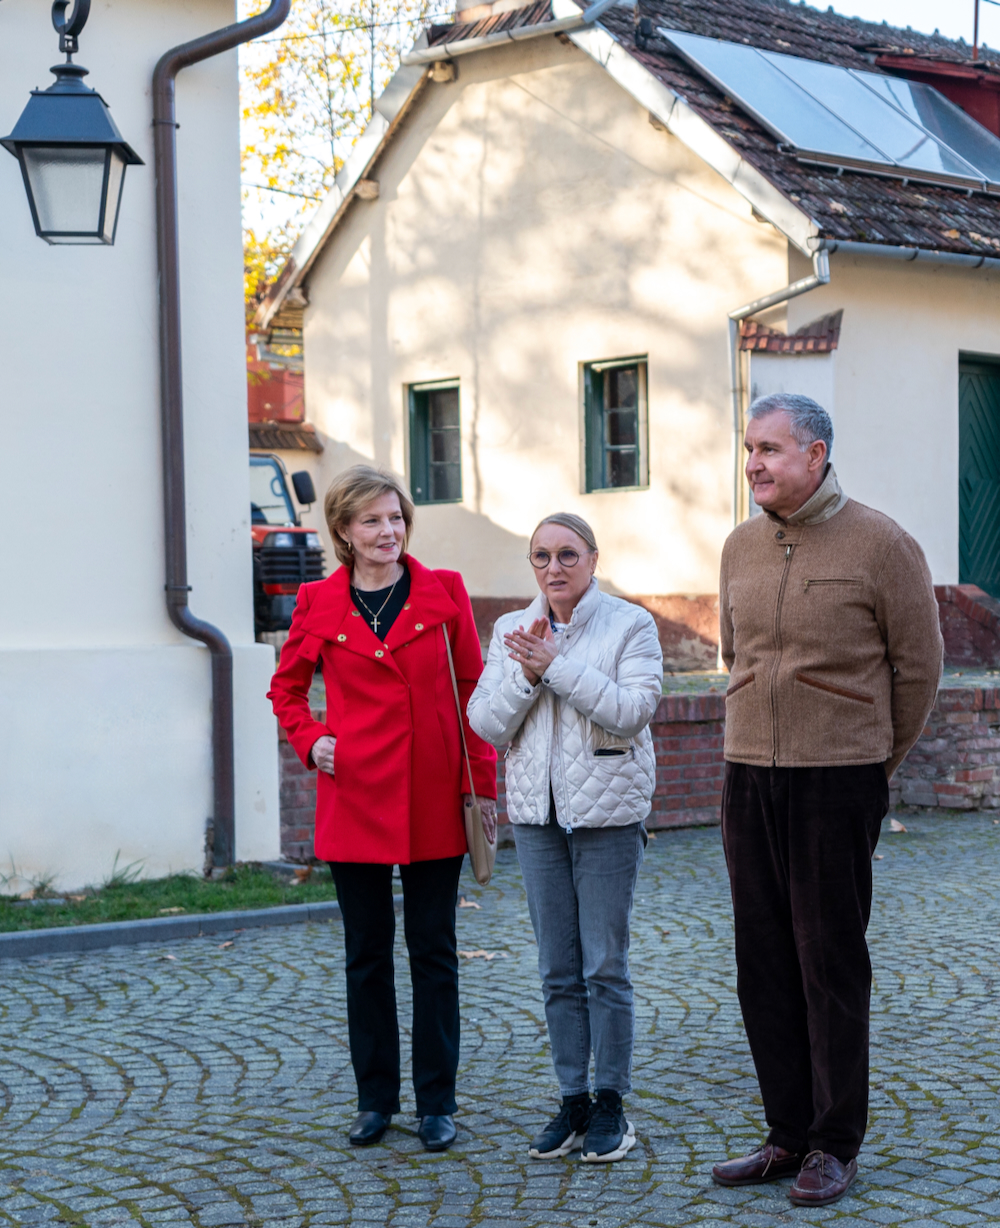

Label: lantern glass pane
[101,150,126,243]
[21,145,107,240]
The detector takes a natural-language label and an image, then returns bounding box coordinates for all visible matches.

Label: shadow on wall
[312,443,719,670]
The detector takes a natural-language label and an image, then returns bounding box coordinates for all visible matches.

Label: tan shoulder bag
[442,625,496,886]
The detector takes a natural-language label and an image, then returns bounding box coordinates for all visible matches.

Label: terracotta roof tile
[249,423,324,454]
[429,1,552,46]
[739,309,842,353]
[425,0,1000,256]
[603,1,1000,256]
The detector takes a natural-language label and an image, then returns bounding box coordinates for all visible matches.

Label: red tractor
[250,454,325,636]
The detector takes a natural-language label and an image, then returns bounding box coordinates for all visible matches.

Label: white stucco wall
[0,0,278,891]
[301,36,789,598]
[785,250,1000,585]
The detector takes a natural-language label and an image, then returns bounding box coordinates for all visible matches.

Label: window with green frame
[583,357,649,492]
[409,381,462,504]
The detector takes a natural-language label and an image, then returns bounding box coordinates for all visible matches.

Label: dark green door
[959,358,1000,598]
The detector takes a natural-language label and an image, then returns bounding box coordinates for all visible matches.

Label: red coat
[268,556,497,864]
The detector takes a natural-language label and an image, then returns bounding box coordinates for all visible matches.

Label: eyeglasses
[528,548,591,569]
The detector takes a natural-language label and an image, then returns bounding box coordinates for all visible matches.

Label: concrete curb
[0,900,352,960]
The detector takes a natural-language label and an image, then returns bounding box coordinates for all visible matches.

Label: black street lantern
[1,0,142,245]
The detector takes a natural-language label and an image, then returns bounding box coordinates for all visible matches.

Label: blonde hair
[324,464,415,568]
[530,512,598,554]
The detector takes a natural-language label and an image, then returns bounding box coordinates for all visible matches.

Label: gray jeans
[513,817,645,1096]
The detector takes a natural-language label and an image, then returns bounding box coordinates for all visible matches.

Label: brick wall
[936,584,1000,668]
[277,684,1000,860]
[890,686,1000,810]
[277,695,727,861]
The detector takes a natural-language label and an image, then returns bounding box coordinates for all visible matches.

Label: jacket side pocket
[795,672,874,705]
[726,672,755,698]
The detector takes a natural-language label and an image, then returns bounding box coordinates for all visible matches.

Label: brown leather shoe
[712,1142,803,1186]
[788,1150,858,1206]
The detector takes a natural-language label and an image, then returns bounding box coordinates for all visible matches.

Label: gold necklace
[351,565,402,636]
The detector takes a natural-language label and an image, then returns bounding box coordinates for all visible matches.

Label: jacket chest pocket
[802,578,863,592]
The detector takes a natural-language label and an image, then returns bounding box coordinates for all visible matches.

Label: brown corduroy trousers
[720,761,890,1162]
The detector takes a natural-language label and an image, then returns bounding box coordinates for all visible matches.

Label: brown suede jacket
[720,467,943,777]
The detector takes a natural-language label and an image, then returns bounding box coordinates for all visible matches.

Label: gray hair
[748,392,833,459]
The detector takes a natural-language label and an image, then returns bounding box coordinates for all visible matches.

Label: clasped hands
[504,617,557,686]
[310,735,498,843]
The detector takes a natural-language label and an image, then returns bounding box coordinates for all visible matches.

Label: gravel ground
[0,814,997,1227]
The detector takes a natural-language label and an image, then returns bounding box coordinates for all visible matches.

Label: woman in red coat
[268,464,497,1152]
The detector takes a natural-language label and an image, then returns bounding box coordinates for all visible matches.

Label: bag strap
[442,624,479,807]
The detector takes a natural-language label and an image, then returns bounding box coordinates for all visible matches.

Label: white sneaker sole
[581,1120,636,1163]
[529,1130,582,1160]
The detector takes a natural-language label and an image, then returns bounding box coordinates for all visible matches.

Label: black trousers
[329,855,464,1117]
[720,762,889,1161]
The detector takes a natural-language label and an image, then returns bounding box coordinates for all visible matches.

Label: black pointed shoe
[418,1114,457,1152]
[349,1110,391,1146]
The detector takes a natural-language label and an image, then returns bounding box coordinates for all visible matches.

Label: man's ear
[807,440,827,472]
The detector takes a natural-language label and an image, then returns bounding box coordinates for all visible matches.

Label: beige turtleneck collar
[766,464,848,527]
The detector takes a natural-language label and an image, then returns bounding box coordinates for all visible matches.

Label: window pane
[249,459,295,524]
[607,410,637,447]
[431,464,461,502]
[608,450,638,487]
[609,367,638,410]
[431,429,461,464]
[429,388,459,429]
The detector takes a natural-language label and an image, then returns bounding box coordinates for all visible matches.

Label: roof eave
[568,23,818,256]
[254,37,432,330]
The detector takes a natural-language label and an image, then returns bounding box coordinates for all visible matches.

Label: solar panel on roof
[660,27,1000,193]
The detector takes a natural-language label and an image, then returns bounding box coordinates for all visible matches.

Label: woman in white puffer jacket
[468,513,663,1166]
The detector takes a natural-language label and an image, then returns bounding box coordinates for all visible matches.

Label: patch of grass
[0,863,337,933]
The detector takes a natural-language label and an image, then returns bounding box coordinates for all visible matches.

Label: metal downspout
[726,248,831,526]
[153,0,291,868]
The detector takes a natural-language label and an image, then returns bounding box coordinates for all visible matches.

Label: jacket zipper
[770,543,794,765]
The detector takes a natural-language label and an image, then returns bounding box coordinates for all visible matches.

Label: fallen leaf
[218,940,234,949]
[662,930,671,936]
[458,949,507,961]
[293,867,312,882]
[158,906,185,915]
[647,832,657,840]
[458,896,481,909]
[889,818,907,833]
[68,894,87,902]
[874,854,884,860]
[160,954,177,961]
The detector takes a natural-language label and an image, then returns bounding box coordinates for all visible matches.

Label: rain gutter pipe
[726,248,831,527]
[400,0,619,65]
[153,0,291,868]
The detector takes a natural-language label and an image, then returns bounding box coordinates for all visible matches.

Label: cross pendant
[372,615,380,634]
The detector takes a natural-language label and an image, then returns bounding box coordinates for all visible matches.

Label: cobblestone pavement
[0,815,997,1227]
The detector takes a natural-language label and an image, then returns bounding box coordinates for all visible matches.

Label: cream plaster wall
[785,250,1000,585]
[302,36,790,597]
[0,0,278,890]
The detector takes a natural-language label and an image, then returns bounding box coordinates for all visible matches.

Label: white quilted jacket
[468,581,663,829]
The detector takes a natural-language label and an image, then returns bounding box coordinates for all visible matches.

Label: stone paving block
[0,816,998,1225]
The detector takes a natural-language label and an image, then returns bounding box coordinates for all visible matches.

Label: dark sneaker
[580,1089,636,1163]
[529,1093,592,1159]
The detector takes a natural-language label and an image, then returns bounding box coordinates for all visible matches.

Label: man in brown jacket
[711,393,942,1207]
